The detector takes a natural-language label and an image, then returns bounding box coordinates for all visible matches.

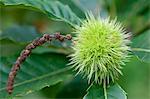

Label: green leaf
[56,0,86,19]
[1,0,82,27]
[0,39,25,57]
[119,56,150,99]
[83,83,127,99]
[108,0,149,35]
[0,53,73,98]
[0,25,72,56]
[32,45,72,55]
[55,75,88,98]
[131,30,150,63]
[0,25,41,42]
[0,37,72,56]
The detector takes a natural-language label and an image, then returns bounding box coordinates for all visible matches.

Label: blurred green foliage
[0,0,149,99]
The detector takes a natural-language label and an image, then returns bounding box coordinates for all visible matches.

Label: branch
[6,33,72,94]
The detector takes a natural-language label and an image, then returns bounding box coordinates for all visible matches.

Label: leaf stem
[103,79,107,99]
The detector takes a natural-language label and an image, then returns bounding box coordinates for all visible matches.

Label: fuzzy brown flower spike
[6,33,72,94]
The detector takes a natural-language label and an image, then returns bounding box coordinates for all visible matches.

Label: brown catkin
[6,33,72,94]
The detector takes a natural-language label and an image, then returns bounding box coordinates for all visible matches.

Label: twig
[6,33,72,94]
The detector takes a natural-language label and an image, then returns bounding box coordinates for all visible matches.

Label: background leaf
[119,56,150,99]
[1,0,82,27]
[131,30,150,63]
[0,24,72,57]
[0,39,25,57]
[104,0,149,36]
[0,53,73,98]
[0,25,40,42]
[83,83,127,99]
[56,0,86,19]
